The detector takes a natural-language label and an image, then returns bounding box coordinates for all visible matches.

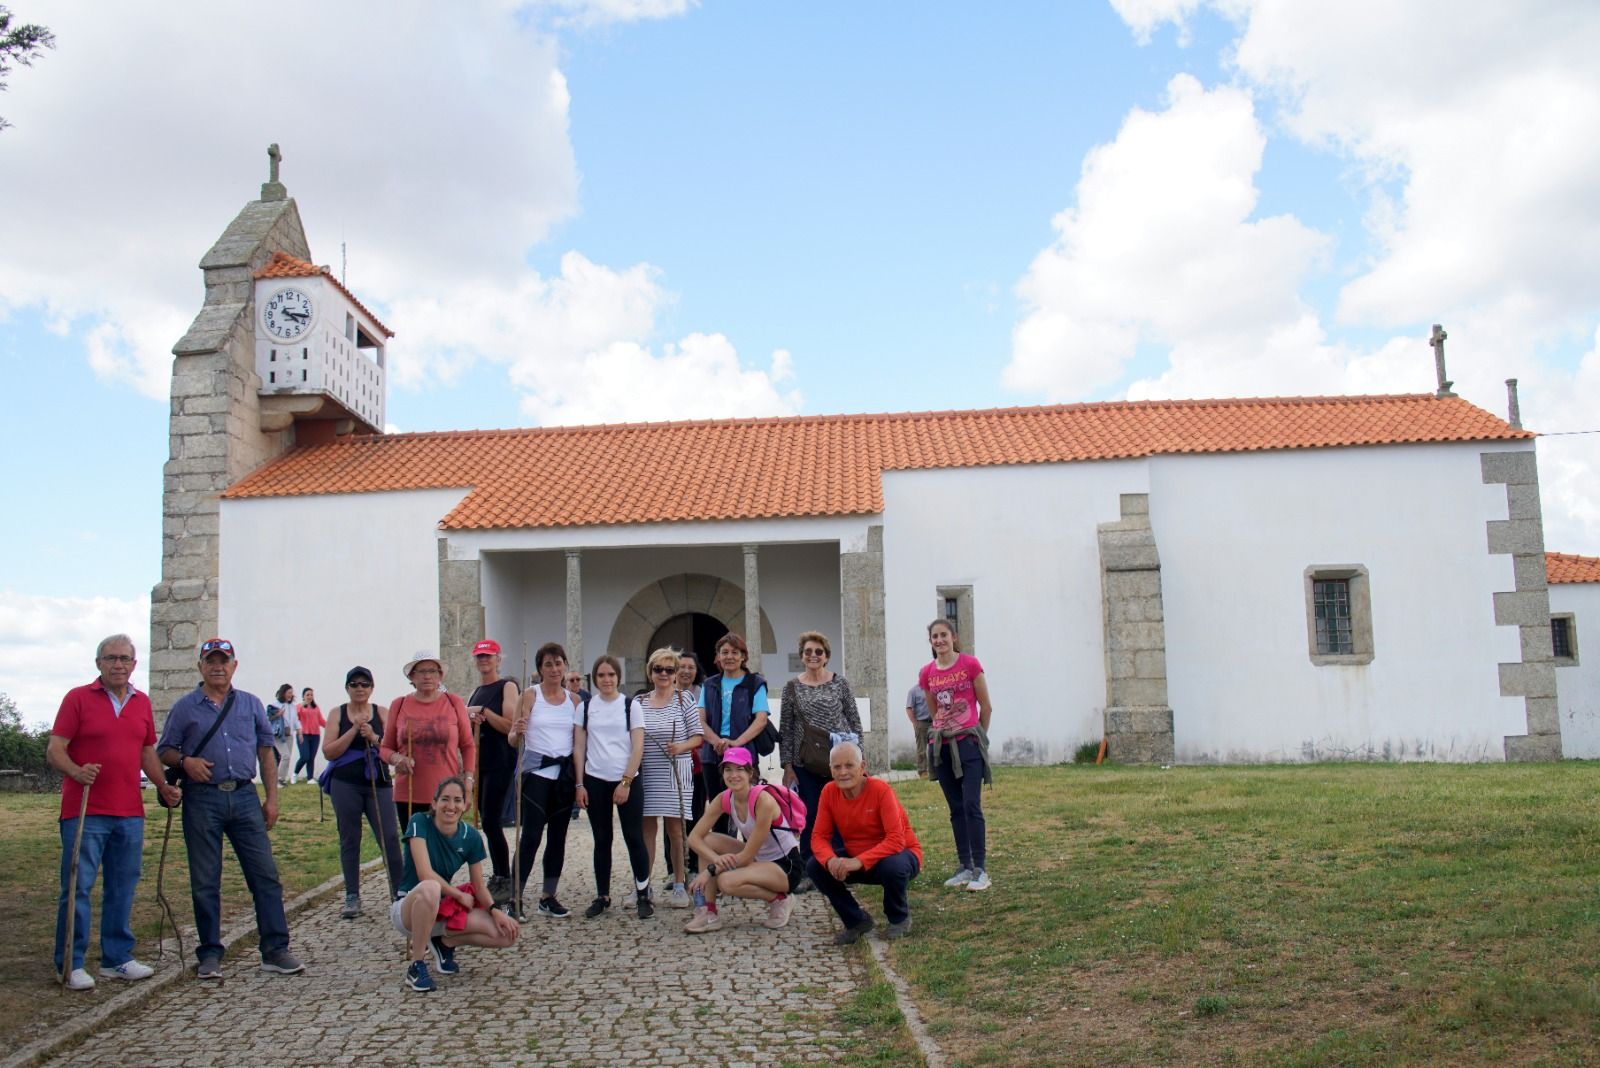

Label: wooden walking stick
[470,715,482,828]
[60,780,92,991]
[153,804,184,965]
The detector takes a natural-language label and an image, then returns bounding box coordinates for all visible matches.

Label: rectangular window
[1313,580,1353,655]
[1303,565,1374,666]
[1552,614,1578,664]
[934,585,975,654]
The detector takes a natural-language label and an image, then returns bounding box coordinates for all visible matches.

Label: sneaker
[667,885,692,909]
[763,896,793,930]
[65,967,95,991]
[99,959,154,981]
[428,936,459,976]
[637,889,654,920]
[683,907,723,933]
[260,950,305,975]
[966,869,992,892]
[832,918,875,945]
[886,917,913,940]
[538,896,571,919]
[340,893,362,919]
[623,887,638,906]
[584,896,610,919]
[196,958,223,981]
[488,875,512,905]
[793,875,814,895]
[943,867,974,888]
[406,959,434,993]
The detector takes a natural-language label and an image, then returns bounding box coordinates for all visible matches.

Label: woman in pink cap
[682,746,803,932]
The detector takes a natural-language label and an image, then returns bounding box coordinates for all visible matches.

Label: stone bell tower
[147,146,313,717]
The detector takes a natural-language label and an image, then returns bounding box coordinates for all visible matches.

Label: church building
[148,156,1581,768]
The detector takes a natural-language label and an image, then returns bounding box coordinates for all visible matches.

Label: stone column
[149,187,311,720]
[1482,449,1561,760]
[565,549,584,673]
[438,539,485,693]
[840,526,889,770]
[1098,494,1175,764]
[743,544,762,673]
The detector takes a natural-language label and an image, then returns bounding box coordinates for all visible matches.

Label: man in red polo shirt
[47,634,180,990]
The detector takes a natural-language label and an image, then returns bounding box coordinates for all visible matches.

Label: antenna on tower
[341,240,347,285]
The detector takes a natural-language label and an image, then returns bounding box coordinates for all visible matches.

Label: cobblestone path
[40,814,866,1068]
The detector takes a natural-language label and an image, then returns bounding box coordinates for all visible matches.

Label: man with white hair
[805,739,922,944]
[47,635,181,989]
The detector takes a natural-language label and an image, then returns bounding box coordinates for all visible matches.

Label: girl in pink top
[294,688,326,782]
[919,617,994,892]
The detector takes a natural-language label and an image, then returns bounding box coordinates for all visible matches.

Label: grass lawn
[884,763,1600,1067]
[0,784,366,1052]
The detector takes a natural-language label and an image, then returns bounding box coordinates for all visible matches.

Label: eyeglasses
[347,680,373,688]
[411,668,442,677]
[651,665,677,675]
[98,655,135,665]
[801,648,826,658]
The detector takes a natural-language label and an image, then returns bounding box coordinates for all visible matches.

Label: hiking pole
[60,779,92,991]
[470,716,481,828]
[154,803,185,966]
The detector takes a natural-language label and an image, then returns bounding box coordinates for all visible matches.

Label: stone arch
[606,572,777,681]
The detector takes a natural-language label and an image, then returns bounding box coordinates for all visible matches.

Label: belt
[188,779,254,791]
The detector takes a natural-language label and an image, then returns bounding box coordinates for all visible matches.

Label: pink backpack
[720,781,808,834]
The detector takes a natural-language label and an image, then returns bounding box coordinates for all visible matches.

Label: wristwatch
[620,775,634,787]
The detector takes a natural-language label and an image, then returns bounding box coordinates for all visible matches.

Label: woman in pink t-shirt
[294,688,326,782]
[919,617,994,892]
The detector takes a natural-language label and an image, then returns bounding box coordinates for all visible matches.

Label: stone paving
[39,814,875,1068]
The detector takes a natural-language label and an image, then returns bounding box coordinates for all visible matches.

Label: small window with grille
[1552,614,1578,664]
[1304,566,1373,665]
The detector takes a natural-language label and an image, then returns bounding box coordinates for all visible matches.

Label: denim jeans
[180,783,290,962]
[805,850,920,926]
[932,734,987,870]
[55,815,144,971]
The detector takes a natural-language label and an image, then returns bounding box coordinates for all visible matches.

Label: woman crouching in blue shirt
[391,776,520,992]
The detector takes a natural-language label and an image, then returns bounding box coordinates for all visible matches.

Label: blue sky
[2,0,1598,723]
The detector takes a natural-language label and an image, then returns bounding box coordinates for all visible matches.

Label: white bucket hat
[402,650,445,679]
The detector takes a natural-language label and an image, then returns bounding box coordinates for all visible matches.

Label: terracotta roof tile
[254,251,395,338]
[221,393,1532,530]
[1547,552,1600,584]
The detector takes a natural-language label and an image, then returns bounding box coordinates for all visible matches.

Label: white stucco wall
[218,488,468,709]
[1553,583,1600,758]
[1152,443,1526,762]
[882,459,1149,765]
[881,443,1532,765]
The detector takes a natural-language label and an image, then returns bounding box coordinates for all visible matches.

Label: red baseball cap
[472,639,501,656]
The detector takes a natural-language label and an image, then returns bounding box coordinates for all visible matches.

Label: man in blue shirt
[157,637,304,980]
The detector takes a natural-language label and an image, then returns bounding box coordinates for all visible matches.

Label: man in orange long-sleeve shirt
[807,740,922,944]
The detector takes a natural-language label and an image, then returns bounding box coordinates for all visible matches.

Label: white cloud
[0,591,150,729]
[0,0,738,424]
[1006,74,1331,400]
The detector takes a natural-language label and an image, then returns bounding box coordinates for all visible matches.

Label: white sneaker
[65,967,95,991]
[99,959,155,981]
[943,867,974,888]
[966,869,992,891]
[667,885,692,909]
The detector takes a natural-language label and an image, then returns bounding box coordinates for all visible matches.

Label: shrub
[0,694,50,773]
[1073,739,1104,764]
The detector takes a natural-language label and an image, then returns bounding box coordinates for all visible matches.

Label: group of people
[48,617,994,994]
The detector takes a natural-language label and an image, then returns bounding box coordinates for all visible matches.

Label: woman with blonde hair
[634,647,702,910]
[780,630,862,887]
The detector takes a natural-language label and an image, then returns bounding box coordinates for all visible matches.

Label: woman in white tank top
[507,642,580,919]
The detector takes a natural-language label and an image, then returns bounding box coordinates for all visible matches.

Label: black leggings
[516,772,574,897]
[477,763,514,878]
[584,774,649,897]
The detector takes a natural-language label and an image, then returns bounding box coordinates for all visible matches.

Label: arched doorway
[648,612,724,682]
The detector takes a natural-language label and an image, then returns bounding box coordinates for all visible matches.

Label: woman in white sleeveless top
[508,642,581,919]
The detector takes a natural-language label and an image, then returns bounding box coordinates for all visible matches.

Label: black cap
[345,666,374,686]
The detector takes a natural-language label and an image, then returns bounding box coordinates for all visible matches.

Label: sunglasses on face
[651,665,677,675]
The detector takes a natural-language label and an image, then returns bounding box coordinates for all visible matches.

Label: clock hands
[280,308,310,324]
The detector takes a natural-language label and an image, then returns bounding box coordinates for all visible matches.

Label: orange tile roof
[222,393,1531,530]
[254,251,395,338]
[1547,552,1600,584]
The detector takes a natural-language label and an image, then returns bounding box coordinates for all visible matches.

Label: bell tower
[148,146,326,716]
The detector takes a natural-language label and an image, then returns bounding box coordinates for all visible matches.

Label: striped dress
[635,690,700,819]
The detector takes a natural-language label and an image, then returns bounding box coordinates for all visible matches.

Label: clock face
[262,287,315,340]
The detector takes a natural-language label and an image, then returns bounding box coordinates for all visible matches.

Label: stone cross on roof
[1431,323,1455,397]
[261,142,288,202]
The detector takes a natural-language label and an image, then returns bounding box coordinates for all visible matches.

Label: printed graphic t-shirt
[918,654,984,732]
